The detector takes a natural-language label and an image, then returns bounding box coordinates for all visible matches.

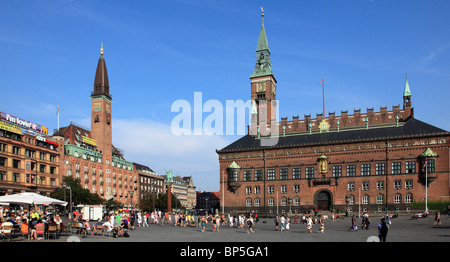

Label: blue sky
[1,0,449,192]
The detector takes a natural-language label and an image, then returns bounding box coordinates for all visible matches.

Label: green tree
[104,198,123,211]
[51,176,104,206]
[138,192,181,212]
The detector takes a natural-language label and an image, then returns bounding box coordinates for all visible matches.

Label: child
[201,216,206,232]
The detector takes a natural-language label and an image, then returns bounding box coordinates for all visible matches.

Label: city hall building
[217,14,450,215]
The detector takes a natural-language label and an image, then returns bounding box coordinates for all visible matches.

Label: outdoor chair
[95,224,104,236]
[73,223,83,234]
[1,224,13,242]
[35,225,45,240]
[47,225,58,240]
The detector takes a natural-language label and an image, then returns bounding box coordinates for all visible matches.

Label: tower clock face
[105,104,110,114]
[256,82,266,92]
[93,102,101,112]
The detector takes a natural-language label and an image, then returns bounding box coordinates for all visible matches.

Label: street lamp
[288,197,293,216]
[62,185,72,219]
[128,189,135,210]
[345,194,351,217]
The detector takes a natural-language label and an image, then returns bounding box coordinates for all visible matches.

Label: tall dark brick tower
[90,44,112,159]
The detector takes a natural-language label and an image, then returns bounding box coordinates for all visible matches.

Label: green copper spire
[404,74,411,97]
[250,8,274,78]
[256,12,269,51]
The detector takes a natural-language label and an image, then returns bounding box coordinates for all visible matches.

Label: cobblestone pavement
[8,213,449,243]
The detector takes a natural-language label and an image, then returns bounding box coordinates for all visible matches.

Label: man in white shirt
[103,221,113,232]
[280,215,286,231]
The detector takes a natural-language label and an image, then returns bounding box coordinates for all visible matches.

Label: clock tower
[90,44,112,158]
[250,10,277,135]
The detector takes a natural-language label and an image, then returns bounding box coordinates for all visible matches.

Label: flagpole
[222,170,225,215]
[318,78,325,117]
[425,157,428,214]
[322,78,325,117]
[57,105,60,131]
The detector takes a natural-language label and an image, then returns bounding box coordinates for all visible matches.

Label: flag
[422,159,428,172]
[318,79,323,85]
[56,105,59,116]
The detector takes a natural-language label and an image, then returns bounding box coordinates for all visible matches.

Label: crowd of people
[0,207,65,240]
[113,210,259,234]
[1,206,447,241]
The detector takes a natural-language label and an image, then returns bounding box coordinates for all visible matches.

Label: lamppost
[288,197,293,216]
[128,190,134,210]
[345,194,351,217]
[151,184,155,211]
[62,185,72,219]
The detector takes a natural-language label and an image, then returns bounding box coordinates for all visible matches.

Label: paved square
[12,213,448,243]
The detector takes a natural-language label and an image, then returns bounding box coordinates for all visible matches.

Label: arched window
[362,195,369,205]
[394,194,402,204]
[281,197,287,206]
[405,193,413,203]
[293,197,300,206]
[376,194,384,204]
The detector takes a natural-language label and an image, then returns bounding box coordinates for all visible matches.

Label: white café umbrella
[0,192,67,206]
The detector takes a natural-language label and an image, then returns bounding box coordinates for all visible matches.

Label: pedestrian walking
[361,212,370,230]
[201,216,207,232]
[137,212,142,227]
[247,215,254,233]
[306,216,313,234]
[378,217,389,242]
[318,215,324,233]
[434,211,442,226]
[143,212,149,227]
[215,215,221,232]
[280,215,286,231]
[349,214,357,231]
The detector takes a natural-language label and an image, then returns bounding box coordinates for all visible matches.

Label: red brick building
[0,113,60,197]
[53,45,137,207]
[217,14,450,216]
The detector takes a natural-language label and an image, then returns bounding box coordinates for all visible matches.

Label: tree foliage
[51,176,104,206]
[138,192,181,212]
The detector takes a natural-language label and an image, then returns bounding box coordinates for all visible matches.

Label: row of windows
[139,176,164,186]
[229,160,435,182]
[71,163,136,181]
[223,139,447,161]
[0,143,58,161]
[0,157,58,174]
[244,193,414,207]
[245,180,415,195]
[0,131,58,151]
[0,171,56,186]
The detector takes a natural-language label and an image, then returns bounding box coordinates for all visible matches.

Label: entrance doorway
[315,190,332,210]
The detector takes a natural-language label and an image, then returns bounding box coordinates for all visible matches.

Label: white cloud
[111,118,233,192]
[421,44,450,63]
